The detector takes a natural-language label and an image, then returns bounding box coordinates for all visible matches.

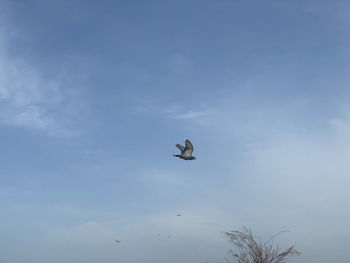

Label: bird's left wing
[176,144,185,153]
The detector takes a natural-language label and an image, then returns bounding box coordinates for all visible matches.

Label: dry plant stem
[225,227,300,263]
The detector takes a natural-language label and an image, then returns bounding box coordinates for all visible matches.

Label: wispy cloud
[41,208,233,263]
[169,54,193,74]
[173,110,211,120]
[163,104,213,125]
[163,104,183,114]
[0,27,79,136]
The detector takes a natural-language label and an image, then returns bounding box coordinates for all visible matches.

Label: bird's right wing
[183,139,194,156]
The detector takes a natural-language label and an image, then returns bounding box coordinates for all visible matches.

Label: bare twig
[225,227,300,263]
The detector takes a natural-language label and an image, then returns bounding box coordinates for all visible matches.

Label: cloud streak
[173,110,211,120]
[163,104,213,126]
[0,27,78,135]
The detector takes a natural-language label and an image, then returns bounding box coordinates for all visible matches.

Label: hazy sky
[1,1,350,262]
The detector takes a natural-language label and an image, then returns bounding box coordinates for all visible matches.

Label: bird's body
[115,239,120,243]
[173,139,196,160]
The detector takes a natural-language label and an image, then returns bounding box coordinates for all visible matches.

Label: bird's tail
[173,155,180,157]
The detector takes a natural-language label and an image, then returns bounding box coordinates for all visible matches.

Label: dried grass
[224,227,300,263]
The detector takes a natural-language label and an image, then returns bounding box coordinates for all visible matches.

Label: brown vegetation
[224,227,300,263]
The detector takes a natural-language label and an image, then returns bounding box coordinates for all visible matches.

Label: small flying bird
[173,139,196,160]
[115,239,121,243]
[177,214,181,216]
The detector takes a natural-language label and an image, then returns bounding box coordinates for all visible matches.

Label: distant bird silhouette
[173,139,196,160]
[177,214,181,216]
[115,239,121,243]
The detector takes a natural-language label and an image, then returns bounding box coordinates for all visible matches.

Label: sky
[0,0,350,262]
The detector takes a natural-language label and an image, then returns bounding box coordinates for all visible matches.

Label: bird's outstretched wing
[183,139,194,157]
[176,144,185,153]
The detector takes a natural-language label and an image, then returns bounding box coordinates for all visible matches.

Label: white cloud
[163,104,213,126]
[173,110,211,120]
[229,114,350,263]
[0,201,237,263]
[40,208,235,263]
[163,104,183,114]
[0,27,79,135]
[169,54,193,74]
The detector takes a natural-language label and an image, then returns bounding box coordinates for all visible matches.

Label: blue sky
[0,1,350,262]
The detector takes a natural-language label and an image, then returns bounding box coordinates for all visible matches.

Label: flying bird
[173,139,196,160]
[115,239,121,243]
[177,214,181,216]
